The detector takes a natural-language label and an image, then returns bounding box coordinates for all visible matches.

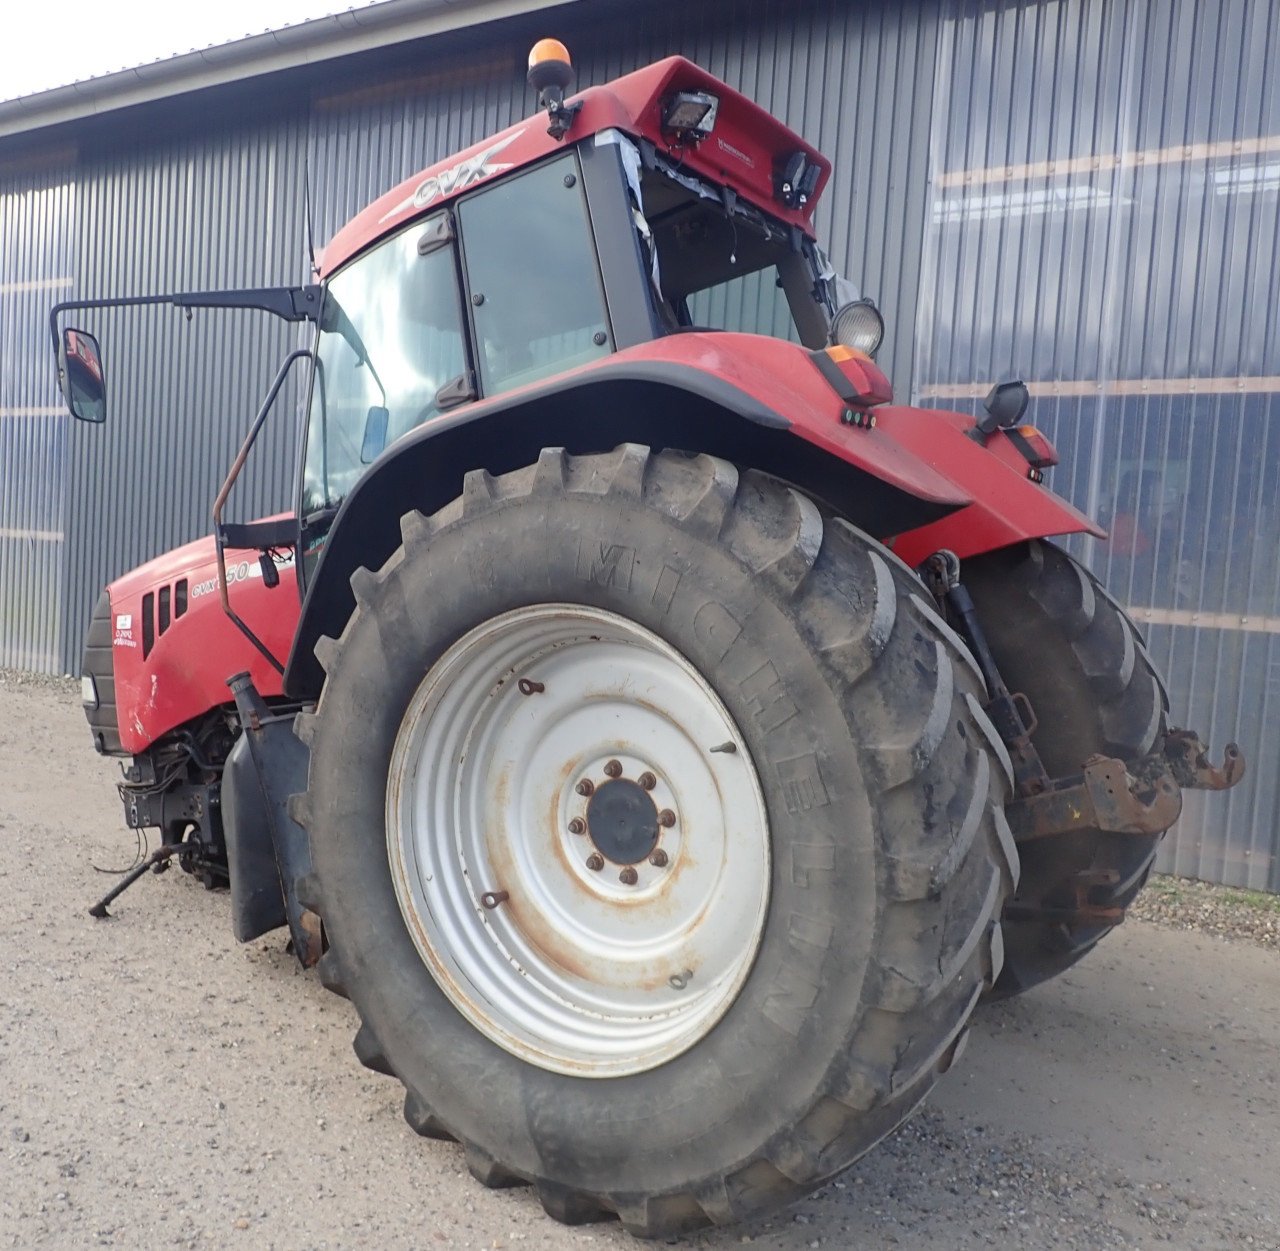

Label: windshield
[301,216,467,516]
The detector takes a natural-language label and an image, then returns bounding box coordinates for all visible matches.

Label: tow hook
[1004,734,1245,843]
[1162,729,1245,791]
[920,548,1247,846]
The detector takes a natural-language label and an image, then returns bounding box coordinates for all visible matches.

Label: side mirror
[360,405,390,464]
[58,327,106,423]
[971,378,1029,439]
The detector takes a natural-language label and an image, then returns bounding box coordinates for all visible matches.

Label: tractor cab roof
[321,56,830,276]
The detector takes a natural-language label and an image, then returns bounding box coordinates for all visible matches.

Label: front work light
[830,298,885,358]
[662,91,719,139]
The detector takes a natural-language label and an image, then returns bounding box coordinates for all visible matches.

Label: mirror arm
[48,285,322,351]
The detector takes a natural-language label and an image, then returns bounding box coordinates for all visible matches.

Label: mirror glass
[359,405,390,463]
[60,328,106,423]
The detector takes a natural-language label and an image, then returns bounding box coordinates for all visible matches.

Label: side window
[302,217,466,515]
[458,155,611,395]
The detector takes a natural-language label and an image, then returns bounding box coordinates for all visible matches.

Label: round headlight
[830,298,884,358]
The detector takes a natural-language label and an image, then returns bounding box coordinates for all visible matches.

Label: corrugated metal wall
[62,115,313,676]
[918,0,1279,889]
[0,151,75,671]
[0,0,1273,886]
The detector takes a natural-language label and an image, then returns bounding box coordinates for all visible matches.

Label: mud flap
[225,672,321,965]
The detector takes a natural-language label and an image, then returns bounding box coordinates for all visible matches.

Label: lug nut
[658,809,676,828]
[618,866,638,885]
[603,759,623,778]
[585,853,604,871]
[576,779,595,797]
[638,772,657,791]
[567,817,586,835]
[648,849,668,868]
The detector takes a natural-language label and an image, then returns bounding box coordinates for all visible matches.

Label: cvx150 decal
[380,129,526,221]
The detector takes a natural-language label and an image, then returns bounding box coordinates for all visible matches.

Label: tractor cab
[299,44,883,560]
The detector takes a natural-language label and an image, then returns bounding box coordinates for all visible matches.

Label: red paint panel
[884,412,1104,566]
[108,531,297,753]
[604,333,968,504]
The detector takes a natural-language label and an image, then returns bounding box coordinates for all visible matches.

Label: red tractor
[53,42,1241,1238]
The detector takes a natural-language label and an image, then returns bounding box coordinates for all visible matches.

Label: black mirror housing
[982,379,1030,429]
[58,327,106,423]
[968,378,1030,440]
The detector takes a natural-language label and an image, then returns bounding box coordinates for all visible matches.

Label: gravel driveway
[1,674,1276,1249]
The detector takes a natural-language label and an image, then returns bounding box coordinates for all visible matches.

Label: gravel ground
[1,674,1277,1250]
[1131,875,1280,950]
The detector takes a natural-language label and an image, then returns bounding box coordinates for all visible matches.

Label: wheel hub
[584,777,660,865]
[385,604,771,1078]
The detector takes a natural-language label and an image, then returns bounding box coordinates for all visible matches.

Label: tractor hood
[101,526,298,753]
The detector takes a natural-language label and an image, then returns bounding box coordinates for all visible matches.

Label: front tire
[294,446,1016,1236]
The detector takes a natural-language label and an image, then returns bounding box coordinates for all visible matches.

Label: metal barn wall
[0,152,75,671]
[918,0,1280,888]
[63,115,312,679]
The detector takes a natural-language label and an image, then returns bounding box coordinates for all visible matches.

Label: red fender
[560,333,1102,561]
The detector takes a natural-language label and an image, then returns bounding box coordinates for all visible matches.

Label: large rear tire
[293,446,1016,1236]
[961,539,1168,997]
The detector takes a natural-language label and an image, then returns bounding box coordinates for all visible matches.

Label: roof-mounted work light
[776,150,821,208]
[662,90,719,140]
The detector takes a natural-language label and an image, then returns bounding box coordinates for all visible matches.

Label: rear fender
[285,337,1097,696]
[881,407,1103,567]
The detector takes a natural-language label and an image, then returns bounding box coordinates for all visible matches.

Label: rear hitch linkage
[922,550,1246,847]
[923,550,1051,796]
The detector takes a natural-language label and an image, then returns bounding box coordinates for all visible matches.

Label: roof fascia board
[0,0,576,141]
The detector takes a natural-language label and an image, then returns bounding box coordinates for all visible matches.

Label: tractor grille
[140,578,187,660]
[82,588,124,756]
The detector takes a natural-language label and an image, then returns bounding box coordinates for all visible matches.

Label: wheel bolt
[658,809,676,828]
[567,818,586,835]
[648,849,668,868]
[585,853,604,871]
[576,779,595,797]
[638,772,657,791]
[603,759,623,778]
[618,866,638,885]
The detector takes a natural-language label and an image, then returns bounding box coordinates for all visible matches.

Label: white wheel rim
[387,604,771,1078]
